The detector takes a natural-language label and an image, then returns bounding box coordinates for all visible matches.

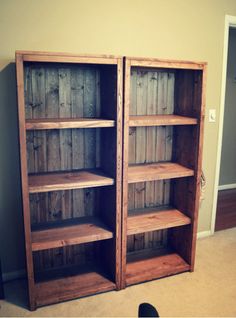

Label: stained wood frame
[16,51,123,310]
[16,52,206,310]
[121,57,207,289]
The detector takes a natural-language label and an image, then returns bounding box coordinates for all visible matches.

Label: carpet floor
[0,228,236,317]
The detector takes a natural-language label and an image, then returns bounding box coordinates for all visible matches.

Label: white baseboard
[197,230,212,239]
[218,183,236,190]
[2,269,26,282]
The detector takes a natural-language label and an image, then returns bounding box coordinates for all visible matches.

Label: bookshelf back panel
[128,126,173,165]
[29,188,101,225]
[33,241,101,273]
[24,63,107,120]
[130,67,203,118]
[128,180,170,252]
[33,240,116,280]
[130,68,175,116]
[128,181,170,210]
[26,128,101,174]
[127,229,168,254]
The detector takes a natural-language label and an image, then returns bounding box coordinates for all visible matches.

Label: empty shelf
[35,269,115,307]
[26,118,115,130]
[127,207,191,235]
[126,250,190,286]
[128,162,194,183]
[31,217,113,251]
[28,169,114,193]
[129,115,197,127]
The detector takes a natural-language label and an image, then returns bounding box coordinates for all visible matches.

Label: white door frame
[211,15,236,234]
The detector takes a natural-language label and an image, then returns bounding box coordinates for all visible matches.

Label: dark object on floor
[0,259,4,299]
[138,302,159,317]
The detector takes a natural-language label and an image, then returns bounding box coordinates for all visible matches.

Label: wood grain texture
[32,217,113,251]
[17,50,121,59]
[129,115,197,127]
[127,208,191,235]
[18,50,119,65]
[126,251,190,286]
[120,58,131,289]
[25,118,115,130]
[28,169,114,193]
[16,52,36,310]
[128,162,194,183]
[128,57,206,70]
[35,269,116,307]
[23,55,117,65]
[189,65,207,270]
[114,58,123,289]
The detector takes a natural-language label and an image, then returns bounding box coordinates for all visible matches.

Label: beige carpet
[1,228,236,317]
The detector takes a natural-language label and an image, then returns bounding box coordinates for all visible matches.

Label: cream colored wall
[1,0,236,275]
[219,28,236,186]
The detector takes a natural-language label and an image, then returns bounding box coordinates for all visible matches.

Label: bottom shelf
[35,266,116,307]
[126,249,190,286]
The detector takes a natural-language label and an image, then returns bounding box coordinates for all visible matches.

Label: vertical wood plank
[16,53,36,310]
[71,68,85,219]
[59,67,73,265]
[31,67,47,226]
[95,70,101,169]
[127,68,137,252]
[145,71,158,248]
[121,58,131,288]
[190,67,206,270]
[71,67,85,266]
[84,69,97,217]
[163,72,174,207]
[24,66,33,120]
[45,67,63,268]
[25,66,36,226]
[115,58,123,289]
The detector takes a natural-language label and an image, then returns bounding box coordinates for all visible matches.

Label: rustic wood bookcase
[16,52,206,310]
[16,51,123,310]
[121,57,206,288]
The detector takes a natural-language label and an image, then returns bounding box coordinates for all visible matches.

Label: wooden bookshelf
[16,52,206,310]
[127,207,191,235]
[16,51,123,310]
[28,169,114,193]
[26,118,115,130]
[128,162,194,184]
[129,115,197,127]
[121,57,206,289]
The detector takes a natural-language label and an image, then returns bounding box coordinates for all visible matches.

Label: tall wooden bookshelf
[121,57,206,288]
[16,51,123,310]
[16,52,206,310]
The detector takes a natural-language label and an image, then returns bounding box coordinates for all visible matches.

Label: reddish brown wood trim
[190,64,207,271]
[115,57,123,290]
[16,52,36,310]
[120,58,131,289]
